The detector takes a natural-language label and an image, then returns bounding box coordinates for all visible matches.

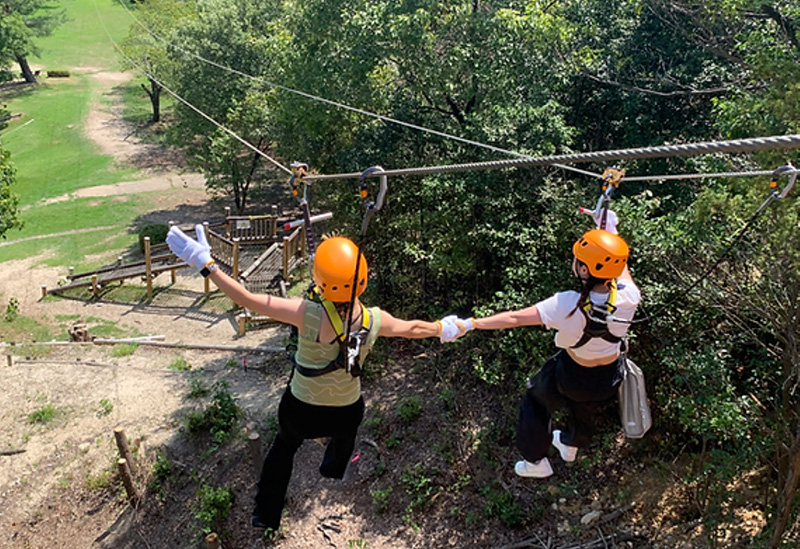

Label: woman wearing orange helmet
[167,228,460,535]
[446,211,640,478]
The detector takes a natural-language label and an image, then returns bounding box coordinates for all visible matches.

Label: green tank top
[290,301,382,406]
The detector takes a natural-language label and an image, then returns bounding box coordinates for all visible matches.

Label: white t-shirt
[535,280,640,362]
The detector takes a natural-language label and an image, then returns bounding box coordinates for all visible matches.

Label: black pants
[253,387,365,530]
[516,349,623,463]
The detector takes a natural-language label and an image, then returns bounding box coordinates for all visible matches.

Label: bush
[46,70,71,78]
[138,223,169,252]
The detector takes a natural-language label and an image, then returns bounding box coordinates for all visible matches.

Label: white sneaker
[551,430,577,462]
[514,458,553,478]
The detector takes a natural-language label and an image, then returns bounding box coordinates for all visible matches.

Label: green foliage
[4,297,19,322]
[111,343,139,358]
[27,403,59,424]
[186,374,209,399]
[0,148,23,240]
[0,0,66,76]
[168,356,191,371]
[481,484,523,528]
[369,486,392,514]
[397,396,423,424]
[186,381,243,447]
[401,463,439,519]
[96,399,114,417]
[194,484,234,535]
[138,223,169,252]
[148,451,172,493]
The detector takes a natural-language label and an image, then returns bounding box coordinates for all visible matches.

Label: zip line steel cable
[303,134,800,182]
[111,0,603,181]
[102,3,800,188]
[95,4,292,176]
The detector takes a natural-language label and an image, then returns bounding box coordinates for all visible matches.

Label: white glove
[166,225,213,271]
[438,315,460,343]
[594,209,619,234]
[438,315,475,343]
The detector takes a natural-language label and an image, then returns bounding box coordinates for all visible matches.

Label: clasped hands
[437,315,475,343]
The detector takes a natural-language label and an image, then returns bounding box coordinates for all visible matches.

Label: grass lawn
[0,0,186,267]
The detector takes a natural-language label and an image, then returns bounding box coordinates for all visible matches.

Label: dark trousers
[253,387,365,530]
[516,350,623,462]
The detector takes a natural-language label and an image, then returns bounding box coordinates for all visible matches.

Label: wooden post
[144,237,153,298]
[204,275,211,295]
[117,256,123,266]
[282,236,290,280]
[300,226,307,258]
[117,458,138,503]
[205,532,221,549]
[114,427,137,475]
[69,266,74,277]
[40,285,47,298]
[224,206,231,236]
[238,313,247,336]
[91,274,99,297]
[271,204,278,237]
[248,430,263,480]
[171,269,177,284]
[6,355,12,367]
[232,238,240,281]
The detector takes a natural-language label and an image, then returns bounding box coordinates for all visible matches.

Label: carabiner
[579,166,625,230]
[359,166,388,212]
[769,163,797,200]
[358,166,388,235]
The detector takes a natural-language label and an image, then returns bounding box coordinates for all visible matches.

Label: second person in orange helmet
[444,211,640,478]
[166,229,461,536]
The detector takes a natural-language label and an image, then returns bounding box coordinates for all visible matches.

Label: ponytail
[568,261,605,318]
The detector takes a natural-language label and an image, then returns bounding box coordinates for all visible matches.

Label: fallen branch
[92,338,284,353]
[16,359,115,367]
[0,448,26,456]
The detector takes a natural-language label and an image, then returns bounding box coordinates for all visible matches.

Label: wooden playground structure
[45,206,312,335]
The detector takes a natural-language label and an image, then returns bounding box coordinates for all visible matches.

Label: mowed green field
[0,0,176,268]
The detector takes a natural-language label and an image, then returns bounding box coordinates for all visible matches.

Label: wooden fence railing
[282,227,304,280]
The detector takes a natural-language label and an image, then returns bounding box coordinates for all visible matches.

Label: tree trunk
[770,433,800,548]
[16,54,36,83]
[142,79,162,123]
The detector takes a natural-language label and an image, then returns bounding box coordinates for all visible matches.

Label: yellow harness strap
[309,286,371,342]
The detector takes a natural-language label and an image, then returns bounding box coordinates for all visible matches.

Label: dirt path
[0,70,293,547]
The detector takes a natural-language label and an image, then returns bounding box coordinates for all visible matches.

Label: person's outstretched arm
[472,305,542,331]
[207,268,305,327]
[377,310,451,339]
[167,225,305,328]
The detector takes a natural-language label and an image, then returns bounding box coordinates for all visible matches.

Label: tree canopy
[118,1,800,544]
[0,0,66,82]
[0,146,23,239]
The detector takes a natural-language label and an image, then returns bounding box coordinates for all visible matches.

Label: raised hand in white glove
[594,209,619,234]
[166,224,213,271]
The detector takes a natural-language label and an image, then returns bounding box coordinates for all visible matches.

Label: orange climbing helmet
[572,229,629,279]
[313,236,368,302]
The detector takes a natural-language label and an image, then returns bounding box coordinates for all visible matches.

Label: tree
[0,0,66,83]
[0,146,23,239]
[195,90,282,213]
[119,0,198,123]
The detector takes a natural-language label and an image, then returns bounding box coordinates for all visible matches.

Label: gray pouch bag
[619,354,652,438]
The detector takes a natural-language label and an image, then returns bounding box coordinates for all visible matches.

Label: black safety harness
[570,278,622,350]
